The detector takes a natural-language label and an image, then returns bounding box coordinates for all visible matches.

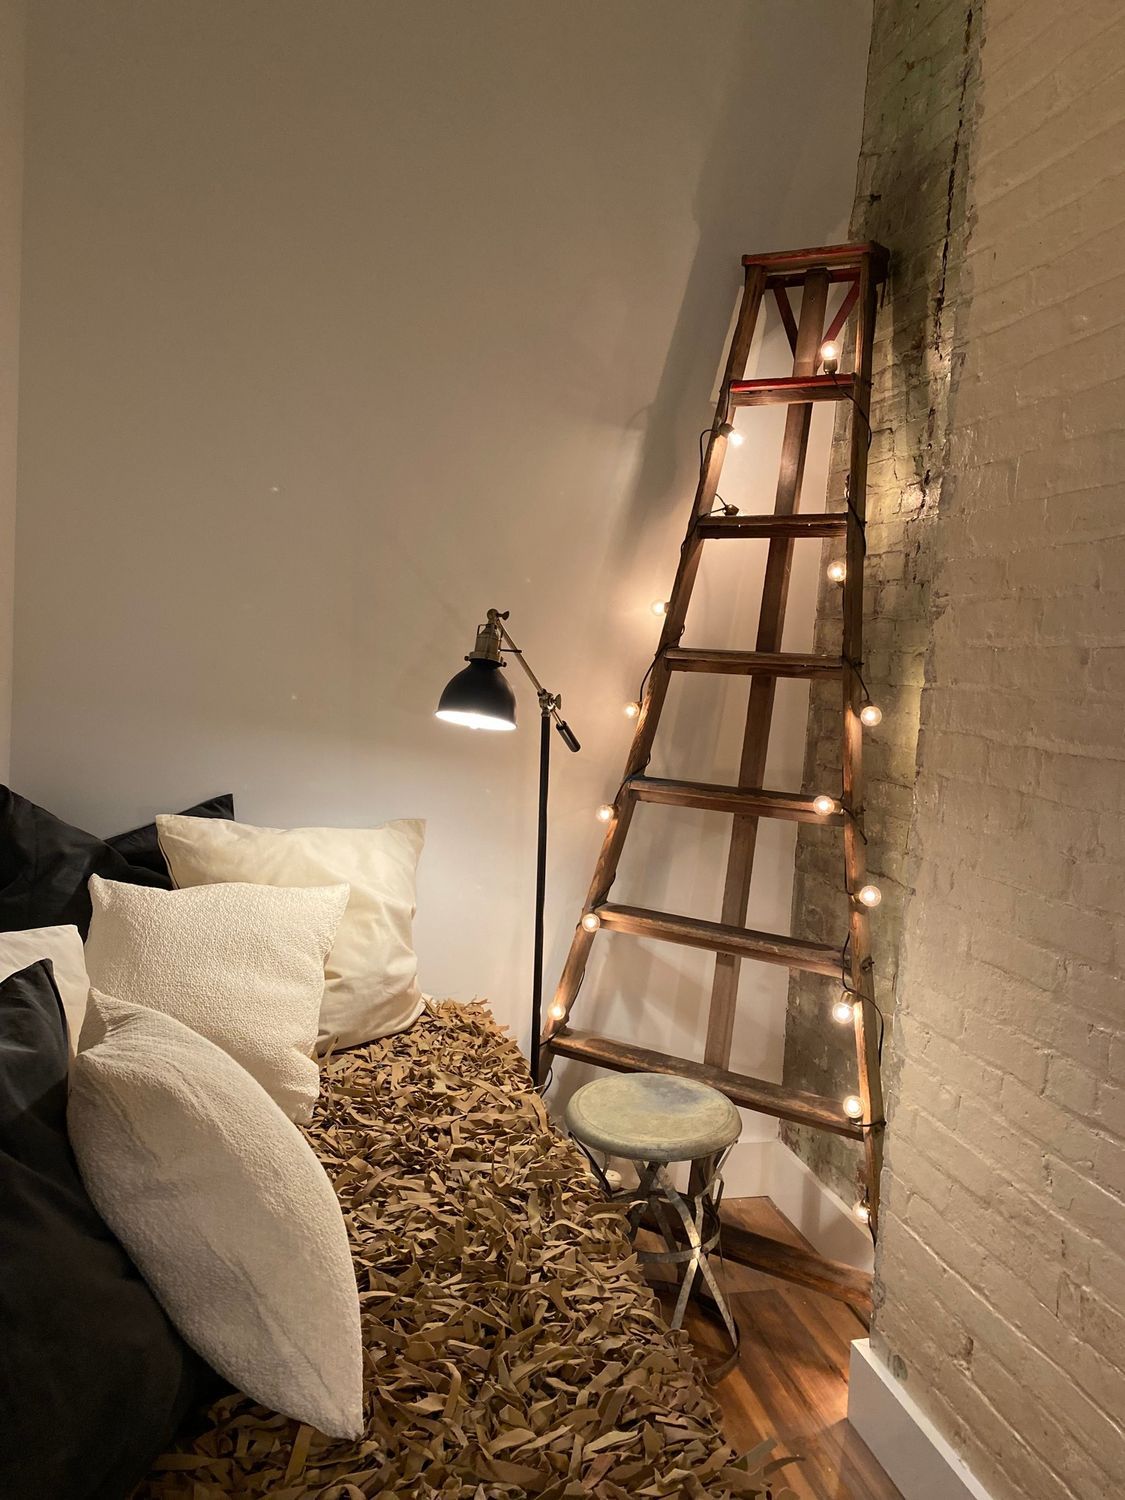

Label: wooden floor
[648,1197,901,1500]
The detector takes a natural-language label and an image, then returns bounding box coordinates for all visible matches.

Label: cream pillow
[70,993,363,1438]
[157,814,425,1051]
[83,875,348,1122]
[0,925,91,1052]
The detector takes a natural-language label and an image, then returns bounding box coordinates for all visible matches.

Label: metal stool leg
[628,1156,740,1381]
[570,1133,740,1381]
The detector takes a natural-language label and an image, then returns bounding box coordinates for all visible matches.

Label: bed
[133,1002,773,1499]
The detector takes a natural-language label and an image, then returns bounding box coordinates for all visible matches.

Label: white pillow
[83,875,349,1122]
[157,814,425,1051]
[0,925,91,1052]
[70,992,363,1439]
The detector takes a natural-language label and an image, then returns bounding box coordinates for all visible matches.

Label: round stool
[565,1072,741,1378]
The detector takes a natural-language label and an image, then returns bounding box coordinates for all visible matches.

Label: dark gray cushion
[0,959,210,1498]
[0,787,234,937]
[106,792,233,878]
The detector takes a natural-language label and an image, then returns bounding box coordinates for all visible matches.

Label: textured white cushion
[70,992,363,1438]
[0,925,91,1052]
[83,875,349,1122]
[157,814,425,1051]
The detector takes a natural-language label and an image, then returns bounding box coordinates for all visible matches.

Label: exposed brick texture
[787,1,1125,1494]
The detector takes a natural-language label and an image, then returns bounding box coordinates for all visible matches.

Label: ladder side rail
[544,264,768,1052]
[704,269,830,1068]
[841,254,886,1233]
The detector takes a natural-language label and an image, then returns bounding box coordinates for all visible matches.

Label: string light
[820,341,840,375]
[595,804,615,823]
[548,1002,566,1021]
[860,703,883,727]
[717,420,744,448]
[843,1094,864,1119]
[624,701,641,719]
[813,794,837,816]
[580,912,601,932]
[832,998,856,1025]
[858,883,882,908]
[827,559,847,584]
[651,600,669,617]
[854,1200,871,1225]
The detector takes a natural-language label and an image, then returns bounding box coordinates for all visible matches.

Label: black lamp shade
[435,659,517,732]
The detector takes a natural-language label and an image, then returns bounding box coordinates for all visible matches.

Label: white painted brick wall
[864,1,1125,1496]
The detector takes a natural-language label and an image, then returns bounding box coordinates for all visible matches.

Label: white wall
[0,0,23,781]
[11,1,871,1083]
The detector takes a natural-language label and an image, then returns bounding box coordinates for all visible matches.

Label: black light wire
[838,928,885,1249]
[699,427,737,516]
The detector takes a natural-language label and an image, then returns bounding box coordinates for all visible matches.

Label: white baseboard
[722,1135,875,1271]
[848,1339,995,1500]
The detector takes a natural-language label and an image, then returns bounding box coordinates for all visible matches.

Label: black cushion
[106,792,234,877]
[0,788,234,937]
[0,960,208,1499]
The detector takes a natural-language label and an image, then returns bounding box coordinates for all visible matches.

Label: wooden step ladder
[544,241,889,1312]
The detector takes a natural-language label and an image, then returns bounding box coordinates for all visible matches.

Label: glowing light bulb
[854,1200,871,1225]
[813,794,837,816]
[581,912,601,932]
[717,419,744,447]
[624,701,640,719]
[651,600,669,617]
[827,559,847,584]
[549,1002,566,1021]
[832,998,856,1025]
[821,341,840,375]
[595,804,615,823]
[858,884,882,908]
[860,703,883,727]
[843,1095,864,1119]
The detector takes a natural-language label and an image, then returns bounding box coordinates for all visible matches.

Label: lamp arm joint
[488,609,581,753]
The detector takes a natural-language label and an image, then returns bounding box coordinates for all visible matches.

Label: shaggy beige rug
[134,1002,782,1499]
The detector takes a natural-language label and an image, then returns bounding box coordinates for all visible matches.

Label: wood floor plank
[665,1195,902,1500]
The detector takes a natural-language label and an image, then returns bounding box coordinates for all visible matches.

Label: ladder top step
[742,240,890,283]
[594,903,842,978]
[548,1030,863,1139]
[728,374,854,407]
[665,648,844,680]
[628,775,844,826]
[695,512,848,541]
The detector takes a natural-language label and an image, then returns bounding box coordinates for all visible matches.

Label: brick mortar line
[885,1219,1125,1451]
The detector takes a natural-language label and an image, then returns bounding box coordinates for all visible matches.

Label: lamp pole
[488,612,580,1085]
[436,609,579,1085]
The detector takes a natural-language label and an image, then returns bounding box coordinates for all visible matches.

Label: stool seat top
[565,1072,741,1163]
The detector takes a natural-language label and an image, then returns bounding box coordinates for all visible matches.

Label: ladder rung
[665,648,843,680]
[548,1030,862,1138]
[695,512,848,541]
[728,374,854,407]
[594,903,842,977]
[628,776,844,826]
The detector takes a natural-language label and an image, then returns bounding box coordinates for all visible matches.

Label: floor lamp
[435,609,580,1084]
